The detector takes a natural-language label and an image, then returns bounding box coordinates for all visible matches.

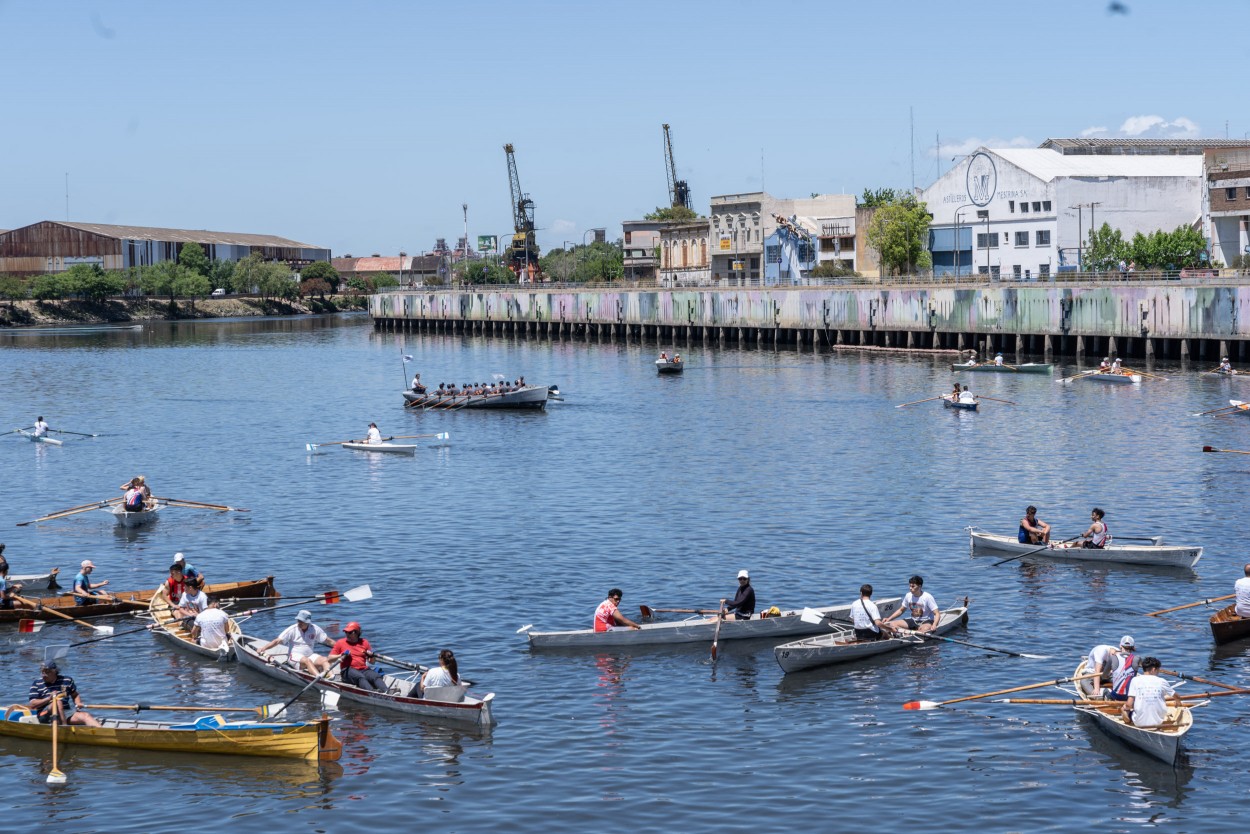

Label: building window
[1015,231,1029,247]
[1039,263,1050,277]
[976,232,999,248]
[1246,187,1250,199]
[1032,202,1041,212]
[1042,201,1051,212]
[1013,265,1022,279]
[978,266,989,275]
[1008,201,1015,213]
[1020,202,1029,213]
[1036,230,1051,246]
[700,240,707,266]
[990,265,1000,278]
[976,210,989,220]
[1227,188,1238,201]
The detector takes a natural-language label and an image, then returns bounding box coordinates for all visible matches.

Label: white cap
[737,569,749,579]
[1120,635,1135,648]
[173,552,185,563]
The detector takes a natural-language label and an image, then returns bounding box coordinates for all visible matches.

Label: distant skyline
[2,0,1245,256]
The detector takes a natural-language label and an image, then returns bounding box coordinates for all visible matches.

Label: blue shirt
[29,674,79,721]
[73,571,94,603]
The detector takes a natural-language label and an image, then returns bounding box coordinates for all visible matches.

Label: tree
[864,194,932,276]
[1127,226,1207,271]
[65,263,124,302]
[257,262,296,300]
[31,273,68,300]
[1084,223,1128,272]
[178,242,211,277]
[300,277,331,299]
[372,272,399,291]
[0,274,27,308]
[345,276,373,295]
[301,261,339,291]
[810,261,860,279]
[578,240,624,282]
[209,259,236,293]
[860,187,901,208]
[173,270,212,311]
[539,247,577,283]
[230,254,265,294]
[141,259,185,304]
[643,206,700,222]
[453,260,514,285]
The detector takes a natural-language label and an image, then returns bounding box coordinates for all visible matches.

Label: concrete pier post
[1180,339,1190,359]
[1075,335,1085,360]
[1220,340,1229,360]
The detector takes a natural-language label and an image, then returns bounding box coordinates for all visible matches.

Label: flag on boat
[18,619,43,633]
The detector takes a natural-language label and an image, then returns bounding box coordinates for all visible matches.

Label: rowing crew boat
[656,358,684,374]
[774,606,969,674]
[949,363,1052,374]
[148,591,243,661]
[0,705,339,761]
[15,429,64,446]
[0,576,277,624]
[235,635,495,729]
[105,503,161,528]
[402,385,549,411]
[1226,399,1250,415]
[1209,604,1250,645]
[525,598,903,649]
[341,441,417,455]
[967,528,1201,569]
[1087,372,1142,385]
[943,399,978,411]
[1071,660,1194,765]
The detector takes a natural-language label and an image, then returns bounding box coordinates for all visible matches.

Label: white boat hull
[105,504,161,528]
[16,429,64,445]
[9,569,60,590]
[527,598,903,649]
[341,442,417,455]
[235,635,494,728]
[1073,660,1190,765]
[968,529,1200,569]
[1088,372,1141,384]
[774,607,968,674]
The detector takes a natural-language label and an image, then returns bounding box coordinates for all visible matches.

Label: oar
[1202,445,1250,456]
[976,395,1018,405]
[269,665,337,718]
[82,702,285,717]
[235,584,372,617]
[152,496,249,512]
[1159,669,1243,691]
[369,652,428,674]
[710,603,725,661]
[1144,593,1235,617]
[1122,367,1168,381]
[899,628,1050,659]
[387,433,450,441]
[1057,369,1102,385]
[1200,366,1225,376]
[47,695,67,785]
[997,689,1250,705]
[903,672,1099,710]
[16,497,123,526]
[48,428,99,438]
[895,395,946,408]
[640,605,720,618]
[65,622,157,647]
[991,535,1080,567]
[12,595,114,635]
[304,439,357,451]
[1108,535,1164,544]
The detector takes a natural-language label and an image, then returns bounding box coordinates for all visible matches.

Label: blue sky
[1,0,1243,256]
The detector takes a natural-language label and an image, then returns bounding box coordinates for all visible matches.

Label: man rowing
[993,352,1004,366]
[190,599,231,650]
[73,560,110,605]
[1062,507,1109,549]
[259,610,334,676]
[33,416,49,439]
[0,559,23,610]
[1121,657,1179,728]
[1098,357,1111,372]
[1235,563,1250,618]
[1087,635,1136,694]
[364,422,382,445]
[29,660,100,727]
[174,575,209,629]
[1110,356,1123,374]
[722,569,755,620]
[883,575,940,633]
[963,350,978,366]
[119,475,153,512]
[173,552,204,586]
[1019,505,1051,544]
[850,584,894,640]
[594,588,641,632]
[1219,356,1234,374]
[957,385,977,405]
[328,621,386,691]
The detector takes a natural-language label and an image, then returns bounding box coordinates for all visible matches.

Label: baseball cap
[295,610,313,624]
[81,560,95,569]
[1120,635,1135,648]
[344,621,362,633]
[737,569,749,579]
[174,552,185,563]
[41,660,58,672]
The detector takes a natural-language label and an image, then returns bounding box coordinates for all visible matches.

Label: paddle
[47,695,66,785]
[976,395,1018,405]
[903,672,1099,710]
[369,652,428,675]
[387,433,450,441]
[991,535,1080,567]
[16,497,122,526]
[1057,369,1102,385]
[234,584,372,617]
[996,689,1250,705]
[65,622,157,646]
[898,628,1050,659]
[1192,403,1244,417]
[1159,670,1243,691]
[1122,366,1168,381]
[1144,594,1235,617]
[1202,445,1250,456]
[710,603,725,661]
[152,496,249,512]
[269,665,337,718]
[895,395,947,409]
[640,605,720,618]
[12,595,114,635]
[48,428,99,438]
[82,702,285,717]
[1108,535,1164,544]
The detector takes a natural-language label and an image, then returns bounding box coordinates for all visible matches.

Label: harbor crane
[503,143,541,280]
[662,124,691,211]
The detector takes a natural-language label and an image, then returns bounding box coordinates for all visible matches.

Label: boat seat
[421,685,466,703]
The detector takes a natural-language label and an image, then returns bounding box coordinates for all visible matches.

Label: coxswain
[594,588,641,632]
[32,416,49,438]
[364,423,382,444]
[411,373,426,394]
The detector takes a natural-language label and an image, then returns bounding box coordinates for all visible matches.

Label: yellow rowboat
[1,705,340,761]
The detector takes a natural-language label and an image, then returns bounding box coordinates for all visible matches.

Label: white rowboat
[104,503,161,528]
[1227,399,1250,415]
[15,429,63,446]
[235,635,495,729]
[8,569,61,590]
[341,442,417,455]
[968,528,1201,569]
[1071,660,1193,765]
[526,598,903,649]
[774,607,969,674]
[1087,372,1141,385]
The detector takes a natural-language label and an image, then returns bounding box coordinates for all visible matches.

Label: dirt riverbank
[0,295,366,327]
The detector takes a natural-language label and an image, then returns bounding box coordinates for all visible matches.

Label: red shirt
[331,637,372,672]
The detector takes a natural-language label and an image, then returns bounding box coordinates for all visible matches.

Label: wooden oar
[640,605,720,618]
[12,595,113,634]
[1193,403,1243,416]
[991,535,1080,567]
[82,702,284,717]
[710,603,725,661]
[976,395,1018,405]
[997,688,1250,705]
[1159,669,1243,691]
[65,622,156,647]
[1057,369,1102,385]
[1144,593,1235,617]
[1122,366,1168,381]
[47,696,67,784]
[153,496,249,512]
[895,395,946,409]
[16,497,122,526]
[1202,445,1250,456]
[898,628,1050,659]
[903,672,1098,710]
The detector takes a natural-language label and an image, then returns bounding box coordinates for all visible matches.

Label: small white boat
[943,398,978,411]
[15,429,63,446]
[774,606,969,674]
[1227,399,1250,415]
[235,634,495,729]
[147,591,240,661]
[1071,660,1193,765]
[8,568,61,590]
[104,503,161,528]
[655,357,684,374]
[526,598,903,649]
[1087,372,1141,385]
[967,528,1201,569]
[341,441,417,455]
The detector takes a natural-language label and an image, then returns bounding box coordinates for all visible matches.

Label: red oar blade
[18,619,44,633]
[902,700,941,711]
[1203,446,1216,452]
[320,591,341,605]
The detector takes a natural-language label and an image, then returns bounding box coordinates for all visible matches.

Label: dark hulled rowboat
[949,363,1053,374]
[402,385,548,410]
[0,576,277,624]
[1210,604,1250,645]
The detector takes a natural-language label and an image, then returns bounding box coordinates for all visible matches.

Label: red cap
[344,621,362,633]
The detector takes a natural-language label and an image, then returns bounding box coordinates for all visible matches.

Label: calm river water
[1,313,1247,832]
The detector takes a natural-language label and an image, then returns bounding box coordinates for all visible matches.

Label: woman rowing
[419,649,460,697]
[363,423,382,445]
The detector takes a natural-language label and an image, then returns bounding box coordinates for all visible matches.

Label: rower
[993,352,1004,366]
[175,575,209,629]
[722,569,755,620]
[1087,635,1134,693]
[159,563,187,606]
[364,422,382,445]
[850,584,892,640]
[33,416,49,438]
[594,588,641,632]
[73,560,110,605]
[950,383,961,402]
[660,352,668,362]
[1121,657,1179,727]
[1220,356,1234,374]
[1098,357,1111,372]
[411,373,426,394]
[1234,563,1250,618]
[1110,356,1123,374]
[120,477,146,513]
[674,353,682,364]
[964,350,978,367]
[259,610,334,676]
[1067,507,1109,549]
[190,599,231,649]
[0,559,24,610]
[173,552,204,586]
[1018,505,1051,544]
[957,385,976,404]
[882,575,940,633]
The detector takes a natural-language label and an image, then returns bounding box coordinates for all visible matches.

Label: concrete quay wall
[371,283,1250,360]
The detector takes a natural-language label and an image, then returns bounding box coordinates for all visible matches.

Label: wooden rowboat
[235,635,495,729]
[402,385,548,411]
[341,441,417,455]
[968,528,1201,569]
[0,576,277,624]
[526,598,902,649]
[1071,660,1193,765]
[1227,399,1250,415]
[0,705,338,760]
[1087,372,1142,385]
[15,429,63,446]
[1209,604,1250,645]
[943,398,978,411]
[104,503,161,528]
[949,363,1052,374]
[655,358,684,374]
[147,591,242,661]
[774,606,969,674]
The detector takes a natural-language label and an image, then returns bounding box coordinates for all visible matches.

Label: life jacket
[125,488,145,510]
[1112,653,1137,695]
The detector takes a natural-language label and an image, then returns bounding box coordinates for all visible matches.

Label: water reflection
[1083,719,1195,809]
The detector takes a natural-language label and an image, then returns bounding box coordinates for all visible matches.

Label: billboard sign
[477,235,497,253]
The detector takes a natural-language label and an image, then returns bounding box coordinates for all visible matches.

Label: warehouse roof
[51,221,322,249]
[991,148,1202,182]
[1042,137,1250,154]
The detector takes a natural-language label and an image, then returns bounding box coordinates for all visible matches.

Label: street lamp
[952,203,975,278]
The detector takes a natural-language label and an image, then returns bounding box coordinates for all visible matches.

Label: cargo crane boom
[662,124,691,210]
[503,143,540,280]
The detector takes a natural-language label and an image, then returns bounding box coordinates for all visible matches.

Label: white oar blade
[45,645,70,662]
[305,443,317,452]
[342,584,372,603]
[1020,653,1052,660]
[516,624,534,634]
[320,690,341,711]
[799,608,826,625]
[902,700,942,711]
[47,770,67,785]
[93,625,114,636]
[259,702,286,720]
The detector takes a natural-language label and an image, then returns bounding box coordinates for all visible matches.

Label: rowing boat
[235,635,495,728]
[147,592,242,661]
[0,705,337,760]
[967,528,1201,569]
[1226,399,1250,415]
[341,441,417,455]
[656,358,684,374]
[15,429,64,446]
[949,363,1052,374]
[1071,660,1193,765]
[0,576,278,624]
[943,399,978,411]
[525,598,903,649]
[1087,372,1142,385]
[8,569,60,590]
[402,385,548,411]
[104,503,161,528]
[774,606,969,673]
[1209,604,1250,645]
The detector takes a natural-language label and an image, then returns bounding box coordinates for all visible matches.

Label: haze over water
[1,313,1247,832]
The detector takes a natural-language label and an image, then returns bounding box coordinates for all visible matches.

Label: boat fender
[760,606,781,619]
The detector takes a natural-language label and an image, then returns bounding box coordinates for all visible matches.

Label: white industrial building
[923,148,1203,278]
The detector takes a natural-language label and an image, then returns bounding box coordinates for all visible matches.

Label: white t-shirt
[194,608,231,649]
[1126,674,1174,727]
[423,666,455,688]
[178,590,208,614]
[33,420,49,437]
[275,622,329,658]
[1087,645,1119,675]
[1235,576,1250,617]
[902,591,938,623]
[850,598,882,632]
[958,391,976,403]
[366,427,382,444]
